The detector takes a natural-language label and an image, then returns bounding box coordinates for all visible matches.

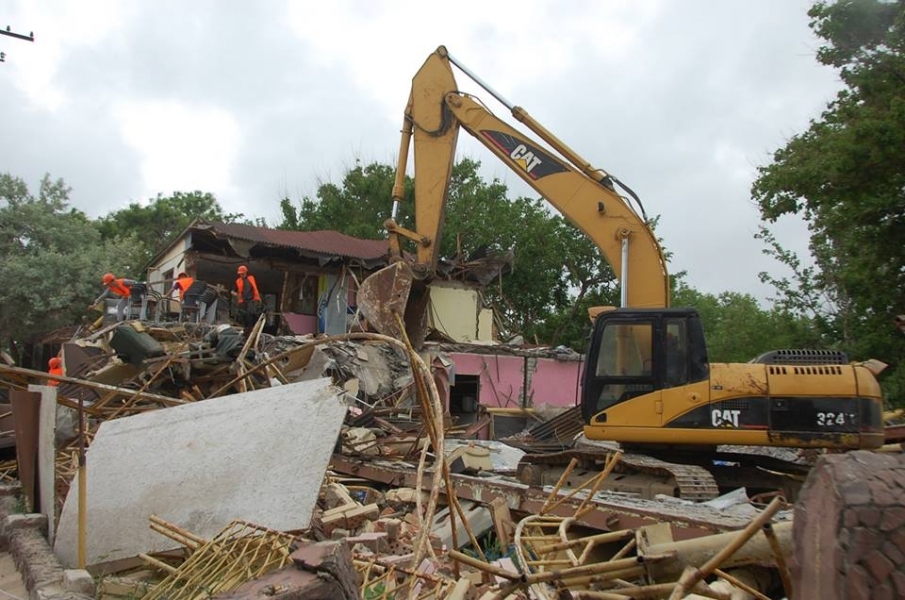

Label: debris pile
[0,315,854,598]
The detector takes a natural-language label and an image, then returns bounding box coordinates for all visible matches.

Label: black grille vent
[752,349,848,366]
[720,398,749,411]
[792,365,844,376]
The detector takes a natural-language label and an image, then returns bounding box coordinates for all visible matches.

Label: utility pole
[1,24,35,63]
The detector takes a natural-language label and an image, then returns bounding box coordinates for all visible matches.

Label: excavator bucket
[357,262,430,348]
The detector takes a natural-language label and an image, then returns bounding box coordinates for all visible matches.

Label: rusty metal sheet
[357,262,414,340]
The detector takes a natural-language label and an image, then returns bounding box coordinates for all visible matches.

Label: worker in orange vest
[233,265,262,335]
[91,273,141,322]
[170,272,195,301]
[47,356,63,387]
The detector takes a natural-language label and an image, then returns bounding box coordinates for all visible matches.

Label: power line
[1,24,35,64]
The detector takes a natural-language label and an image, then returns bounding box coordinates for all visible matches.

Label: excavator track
[520,448,721,502]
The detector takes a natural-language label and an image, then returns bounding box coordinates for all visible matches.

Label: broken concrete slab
[54,378,347,567]
[444,439,525,474]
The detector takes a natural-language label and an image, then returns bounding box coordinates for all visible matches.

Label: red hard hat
[48,357,62,369]
[237,265,248,274]
[103,273,115,284]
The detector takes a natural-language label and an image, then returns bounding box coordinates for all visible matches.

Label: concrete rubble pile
[0,317,902,599]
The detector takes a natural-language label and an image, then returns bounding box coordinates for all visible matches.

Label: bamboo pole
[712,569,771,600]
[666,497,783,600]
[761,521,793,598]
[139,553,179,574]
[538,457,578,515]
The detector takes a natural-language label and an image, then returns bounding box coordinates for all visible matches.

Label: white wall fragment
[54,377,346,567]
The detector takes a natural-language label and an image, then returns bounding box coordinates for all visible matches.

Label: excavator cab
[581,308,709,424]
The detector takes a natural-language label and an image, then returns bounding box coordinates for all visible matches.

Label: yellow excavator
[358,46,885,500]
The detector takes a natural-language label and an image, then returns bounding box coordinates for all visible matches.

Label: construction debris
[0,317,897,599]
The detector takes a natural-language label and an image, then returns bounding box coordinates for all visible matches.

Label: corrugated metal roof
[198,221,389,261]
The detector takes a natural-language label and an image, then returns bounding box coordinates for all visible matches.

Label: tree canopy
[0,174,143,362]
[752,0,905,404]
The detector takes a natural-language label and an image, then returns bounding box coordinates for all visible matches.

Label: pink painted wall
[283,313,318,335]
[448,352,584,409]
[530,358,584,408]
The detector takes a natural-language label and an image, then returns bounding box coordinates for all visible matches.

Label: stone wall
[0,483,94,600]
[792,450,905,600]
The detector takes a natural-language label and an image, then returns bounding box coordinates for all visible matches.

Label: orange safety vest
[48,358,63,387]
[235,275,261,304]
[174,276,195,301]
[108,278,132,298]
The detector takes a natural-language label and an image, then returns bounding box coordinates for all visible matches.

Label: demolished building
[0,221,902,599]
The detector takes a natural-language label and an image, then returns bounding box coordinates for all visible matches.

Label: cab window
[595,322,653,377]
[593,322,654,412]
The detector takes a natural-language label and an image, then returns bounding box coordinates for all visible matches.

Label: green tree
[673,283,821,363]
[751,0,905,404]
[98,191,243,264]
[279,161,408,238]
[0,173,143,363]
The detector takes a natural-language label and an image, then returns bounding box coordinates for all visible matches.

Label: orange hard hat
[48,357,62,369]
[103,273,115,284]
[237,265,248,274]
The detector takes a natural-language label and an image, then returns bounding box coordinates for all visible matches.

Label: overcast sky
[1,1,839,302]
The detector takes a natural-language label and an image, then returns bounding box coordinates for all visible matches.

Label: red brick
[844,508,860,528]
[881,540,905,568]
[892,529,905,556]
[892,570,905,598]
[892,470,905,490]
[841,480,872,505]
[869,481,898,506]
[875,469,898,487]
[880,507,905,532]
[850,527,883,556]
[846,564,871,600]
[859,507,882,528]
[863,549,895,581]
[872,582,894,600]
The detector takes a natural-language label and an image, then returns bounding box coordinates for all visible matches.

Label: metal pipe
[445,50,515,110]
[620,233,630,307]
[391,116,414,221]
[444,46,617,189]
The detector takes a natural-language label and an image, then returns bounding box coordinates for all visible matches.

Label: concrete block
[63,569,96,595]
[54,378,347,567]
[0,483,22,498]
[4,513,47,534]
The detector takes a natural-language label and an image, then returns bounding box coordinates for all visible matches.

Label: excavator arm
[363,46,669,341]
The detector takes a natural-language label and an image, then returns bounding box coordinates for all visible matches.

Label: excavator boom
[372,46,667,308]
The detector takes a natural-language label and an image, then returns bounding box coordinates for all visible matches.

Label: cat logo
[711,409,741,428]
[481,130,568,180]
[510,144,542,174]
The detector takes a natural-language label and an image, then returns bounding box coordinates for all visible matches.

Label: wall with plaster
[448,352,583,409]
